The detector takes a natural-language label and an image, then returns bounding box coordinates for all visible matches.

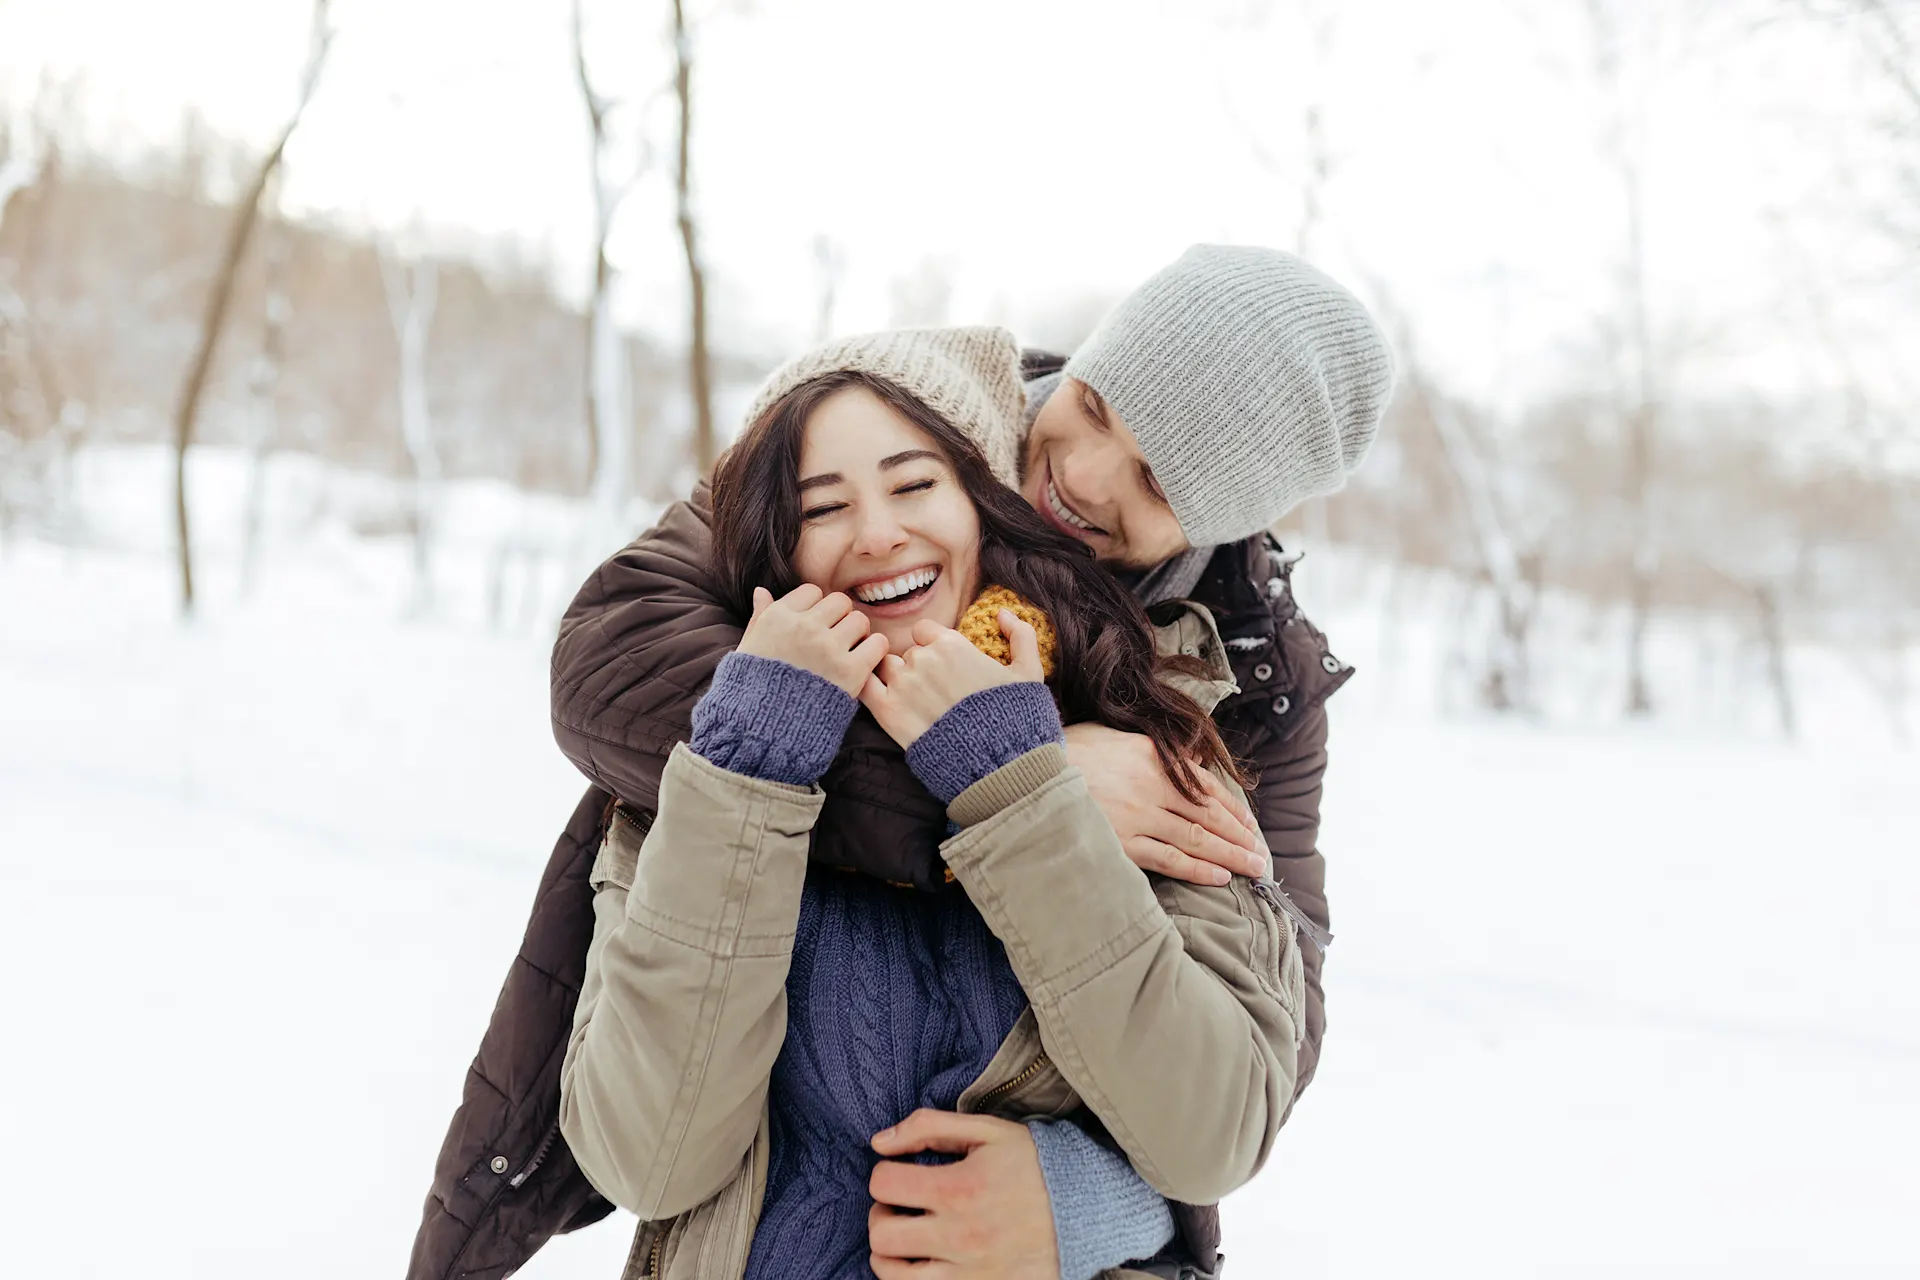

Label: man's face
[1020,378,1189,569]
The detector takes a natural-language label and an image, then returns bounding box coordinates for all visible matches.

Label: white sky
[2,0,1912,430]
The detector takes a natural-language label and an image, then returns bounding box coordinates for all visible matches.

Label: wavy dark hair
[710,369,1245,801]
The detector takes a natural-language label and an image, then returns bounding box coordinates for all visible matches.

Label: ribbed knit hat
[1065,245,1395,548]
[744,326,1026,488]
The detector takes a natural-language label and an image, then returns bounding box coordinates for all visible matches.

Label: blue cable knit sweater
[689,653,1174,1280]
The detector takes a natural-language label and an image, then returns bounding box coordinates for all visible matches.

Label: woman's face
[791,386,981,655]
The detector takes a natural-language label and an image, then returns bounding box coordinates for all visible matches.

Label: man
[407,245,1392,1280]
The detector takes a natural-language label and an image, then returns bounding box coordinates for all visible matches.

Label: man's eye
[802,503,846,521]
[1139,464,1170,506]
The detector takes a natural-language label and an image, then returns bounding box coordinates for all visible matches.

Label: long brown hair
[710,369,1244,801]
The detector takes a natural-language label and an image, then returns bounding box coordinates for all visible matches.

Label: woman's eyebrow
[800,450,937,492]
[878,449,941,470]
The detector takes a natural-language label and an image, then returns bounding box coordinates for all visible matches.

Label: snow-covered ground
[2,450,1915,1278]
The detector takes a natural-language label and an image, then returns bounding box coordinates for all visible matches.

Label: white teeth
[854,567,938,603]
[1048,480,1094,531]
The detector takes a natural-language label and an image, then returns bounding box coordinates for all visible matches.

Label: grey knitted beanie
[744,326,1026,488]
[1065,245,1395,548]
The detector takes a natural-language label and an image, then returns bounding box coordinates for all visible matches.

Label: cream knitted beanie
[744,326,1026,488]
[1065,245,1395,548]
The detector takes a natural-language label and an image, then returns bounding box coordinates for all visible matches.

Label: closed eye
[802,502,847,521]
[894,478,937,496]
[1139,462,1170,508]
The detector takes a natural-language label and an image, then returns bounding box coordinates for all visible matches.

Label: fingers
[870,1251,953,1280]
[872,1108,995,1158]
[851,632,889,673]
[831,608,872,644]
[998,609,1044,680]
[868,1204,942,1266]
[809,590,856,625]
[1144,810,1258,884]
[1123,835,1232,887]
[868,1158,947,1212]
[1196,765,1261,833]
[751,586,773,618]
[1163,794,1264,874]
[910,618,948,649]
[780,582,825,611]
[874,653,908,684]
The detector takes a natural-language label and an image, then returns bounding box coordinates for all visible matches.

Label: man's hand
[738,584,889,697]
[1064,722,1266,886]
[861,611,1046,750]
[867,1109,1059,1280]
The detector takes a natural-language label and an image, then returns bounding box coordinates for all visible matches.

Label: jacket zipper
[507,1123,559,1189]
[1251,876,1333,955]
[645,1227,664,1278]
[973,1053,1051,1110]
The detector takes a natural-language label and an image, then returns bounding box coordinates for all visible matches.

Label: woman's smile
[846,563,943,617]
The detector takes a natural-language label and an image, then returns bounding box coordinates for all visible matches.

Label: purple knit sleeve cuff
[689,652,856,786]
[904,682,1063,807]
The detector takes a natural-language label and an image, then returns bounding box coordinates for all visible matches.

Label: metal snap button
[1266,577,1285,599]
[490,1155,510,1175]
[1321,654,1342,673]
[1272,695,1291,716]
[1253,663,1274,682]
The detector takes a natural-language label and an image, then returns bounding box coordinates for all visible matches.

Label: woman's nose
[852,507,909,556]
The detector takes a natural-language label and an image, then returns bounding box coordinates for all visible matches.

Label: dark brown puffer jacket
[407,363,1351,1280]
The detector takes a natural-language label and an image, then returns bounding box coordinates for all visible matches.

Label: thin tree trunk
[170,1,332,615]
[1753,583,1795,739]
[573,0,608,494]
[239,185,289,599]
[1587,0,1660,715]
[672,0,716,475]
[380,251,440,614]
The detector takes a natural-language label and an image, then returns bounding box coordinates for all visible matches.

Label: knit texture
[743,870,1031,1280]
[904,682,1064,807]
[1028,1119,1177,1280]
[1066,244,1395,547]
[956,585,1058,678]
[688,652,855,786]
[743,326,1028,489]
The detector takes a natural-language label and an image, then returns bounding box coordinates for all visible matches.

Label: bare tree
[672,0,717,475]
[379,245,439,614]
[0,86,86,536]
[1586,0,1661,715]
[169,0,333,614]
[571,0,654,521]
[238,175,290,598]
[1370,286,1543,712]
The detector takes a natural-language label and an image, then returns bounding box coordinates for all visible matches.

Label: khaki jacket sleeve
[940,745,1303,1205]
[558,743,821,1222]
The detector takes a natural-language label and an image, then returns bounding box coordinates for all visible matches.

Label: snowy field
[2,450,1915,1279]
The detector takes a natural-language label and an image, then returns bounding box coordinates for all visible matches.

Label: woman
[559,330,1304,1280]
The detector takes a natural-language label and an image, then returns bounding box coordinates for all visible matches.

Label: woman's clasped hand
[742,583,1044,751]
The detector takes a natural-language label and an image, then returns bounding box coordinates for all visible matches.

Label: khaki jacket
[559,607,1306,1280]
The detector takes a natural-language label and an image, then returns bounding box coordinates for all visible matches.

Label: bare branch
[674,0,716,475]
[170,0,334,614]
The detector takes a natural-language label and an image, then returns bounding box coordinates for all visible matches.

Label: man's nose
[1057,448,1116,509]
